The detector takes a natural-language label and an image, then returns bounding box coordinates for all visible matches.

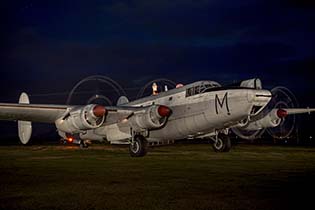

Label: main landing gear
[211,133,232,152]
[80,140,90,149]
[129,135,148,157]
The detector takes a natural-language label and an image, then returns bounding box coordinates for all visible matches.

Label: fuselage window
[194,86,200,95]
[186,87,194,97]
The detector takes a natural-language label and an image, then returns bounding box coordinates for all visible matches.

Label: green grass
[1,144,315,210]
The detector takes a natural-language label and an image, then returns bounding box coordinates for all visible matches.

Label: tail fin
[18,92,32,144]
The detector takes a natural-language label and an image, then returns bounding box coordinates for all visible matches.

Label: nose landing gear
[211,133,231,152]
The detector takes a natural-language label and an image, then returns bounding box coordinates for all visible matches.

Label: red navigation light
[158,105,171,117]
[277,109,288,118]
[93,105,106,117]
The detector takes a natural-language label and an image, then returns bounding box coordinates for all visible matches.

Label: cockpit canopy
[186,81,221,97]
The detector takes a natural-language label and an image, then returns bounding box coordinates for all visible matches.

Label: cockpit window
[186,82,221,97]
[200,83,220,93]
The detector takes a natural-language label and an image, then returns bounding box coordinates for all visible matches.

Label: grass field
[1,143,315,210]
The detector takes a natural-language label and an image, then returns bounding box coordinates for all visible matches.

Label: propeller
[231,122,266,141]
[265,86,298,139]
[66,75,127,106]
[232,86,298,141]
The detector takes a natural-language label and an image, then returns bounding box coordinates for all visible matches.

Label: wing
[0,103,69,123]
[0,103,144,124]
[0,92,170,128]
[0,92,140,124]
[0,92,171,146]
[102,106,142,125]
[284,108,315,115]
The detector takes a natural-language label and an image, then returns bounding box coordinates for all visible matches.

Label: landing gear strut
[212,133,231,152]
[80,140,89,149]
[129,135,148,157]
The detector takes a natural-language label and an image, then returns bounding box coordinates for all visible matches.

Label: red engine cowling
[55,104,106,133]
[129,105,171,131]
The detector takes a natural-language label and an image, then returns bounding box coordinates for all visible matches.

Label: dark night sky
[0,0,314,140]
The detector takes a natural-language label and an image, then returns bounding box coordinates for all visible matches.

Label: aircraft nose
[247,89,272,115]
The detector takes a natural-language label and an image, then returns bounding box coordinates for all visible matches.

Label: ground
[0,143,315,210]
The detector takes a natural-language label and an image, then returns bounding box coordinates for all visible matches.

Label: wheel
[80,140,89,149]
[129,135,148,157]
[212,134,231,152]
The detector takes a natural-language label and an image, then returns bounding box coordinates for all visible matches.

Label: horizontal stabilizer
[18,92,32,144]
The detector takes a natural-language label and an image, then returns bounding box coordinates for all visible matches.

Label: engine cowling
[129,105,171,131]
[243,109,287,131]
[55,104,106,133]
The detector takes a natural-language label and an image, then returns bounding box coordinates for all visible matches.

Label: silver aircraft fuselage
[93,81,272,144]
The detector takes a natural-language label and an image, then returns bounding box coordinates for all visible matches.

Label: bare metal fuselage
[91,86,271,144]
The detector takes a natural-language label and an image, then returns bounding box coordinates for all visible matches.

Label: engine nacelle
[129,105,171,131]
[55,104,106,133]
[243,109,287,131]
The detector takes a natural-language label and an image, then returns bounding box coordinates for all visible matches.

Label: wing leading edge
[0,103,153,125]
[0,103,69,123]
[284,108,315,115]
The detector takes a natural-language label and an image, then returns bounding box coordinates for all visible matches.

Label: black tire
[80,141,89,149]
[129,135,148,157]
[212,134,231,152]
